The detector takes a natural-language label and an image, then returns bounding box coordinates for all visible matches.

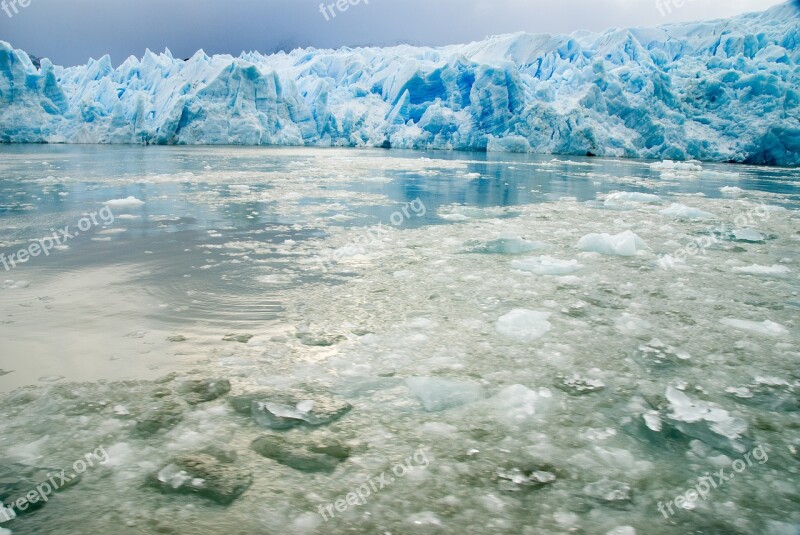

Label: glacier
[0,3,799,165]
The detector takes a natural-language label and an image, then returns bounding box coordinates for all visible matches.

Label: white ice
[495,309,552,341]
[577,230,648,257]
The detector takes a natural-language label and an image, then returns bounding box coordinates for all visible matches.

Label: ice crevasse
[0,2,799,165]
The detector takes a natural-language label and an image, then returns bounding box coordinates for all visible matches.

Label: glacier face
[0,3,799,165]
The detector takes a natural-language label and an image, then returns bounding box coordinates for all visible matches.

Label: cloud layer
[0,0,786,65]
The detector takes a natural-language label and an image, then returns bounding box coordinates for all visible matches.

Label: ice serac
[1,3,799,165]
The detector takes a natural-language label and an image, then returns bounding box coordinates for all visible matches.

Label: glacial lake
[0,146,798,535]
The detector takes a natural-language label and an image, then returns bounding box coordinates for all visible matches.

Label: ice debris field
[0,146,797,534]
[1,3,799,165]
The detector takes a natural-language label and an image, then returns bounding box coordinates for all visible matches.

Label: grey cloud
[0,0,786,66]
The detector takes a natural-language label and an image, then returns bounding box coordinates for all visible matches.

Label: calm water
[0,146,798,535]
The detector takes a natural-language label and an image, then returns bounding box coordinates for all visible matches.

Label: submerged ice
[1,3,800,164]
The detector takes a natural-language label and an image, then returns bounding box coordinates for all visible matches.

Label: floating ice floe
[511,255,583,275]
[496,467,557,491]
[155,451,252,504]
[246,391,352,429]
[557,373,606,395]
[655,254,690,271]
[720,318,789,337]
[650,160,703,172]
[725,377,798,413]
[405,377,486,411]
[495,309,552,341]
[467,236,548,254]
[635,339,691,367]
[1,280,29,289]
[615,314,652,337]
[577,230,648,257]
[583,478,632,503]
[731,264,791,278]
[602,191,662,209]
[439,206,515,221]
[664,387,748,448]
[720,186,744,195]
[103,196,145,208]
[251,434,350,473]
[731,228,766,242]
[484,384,553,424]
[659,203,715,220]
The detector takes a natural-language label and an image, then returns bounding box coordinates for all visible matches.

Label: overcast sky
[0,0,789,66]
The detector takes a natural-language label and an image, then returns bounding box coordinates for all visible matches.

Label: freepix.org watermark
[657,203,770,270]
[317,446,429,522]
[655,0,697,17]
[315,198,426,272]
[0,445,110,524]
[319,0,369,22]
[1,0,32,18]
[0,206,115,272]
[657,444,768,519]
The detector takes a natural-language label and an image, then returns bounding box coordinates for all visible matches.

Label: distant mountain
[26,52,41,69]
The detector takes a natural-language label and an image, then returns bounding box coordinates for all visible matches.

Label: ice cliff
[0,3,798,165]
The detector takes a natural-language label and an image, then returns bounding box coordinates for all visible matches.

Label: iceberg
[577,230,648,256]
[1,3,799,165]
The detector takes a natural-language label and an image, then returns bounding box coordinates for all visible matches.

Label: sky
[0,0,790,66]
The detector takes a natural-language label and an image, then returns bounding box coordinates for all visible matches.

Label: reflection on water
[1,147,798,388]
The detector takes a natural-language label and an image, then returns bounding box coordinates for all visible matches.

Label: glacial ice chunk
[468,237,547,254]
[732,228,765,242]
[577,230,648,256]
[720,186,744,195]
[1,280,30,290]
[731,264,791,278]
[650,160,702,172]
[497,467,556,491]
[511,255,583,275]
[154,452,252,504]
[664,386,748,448]
[720,318,789,337]
[583,478,632,503]
[495,309,552,341]
[103,196,145,208]
[603,192,662,209]
[405,377,485,411]
[250,392,352,429]
[660,203,715,220]
[615,314,652,337]
[486,384,553,424]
